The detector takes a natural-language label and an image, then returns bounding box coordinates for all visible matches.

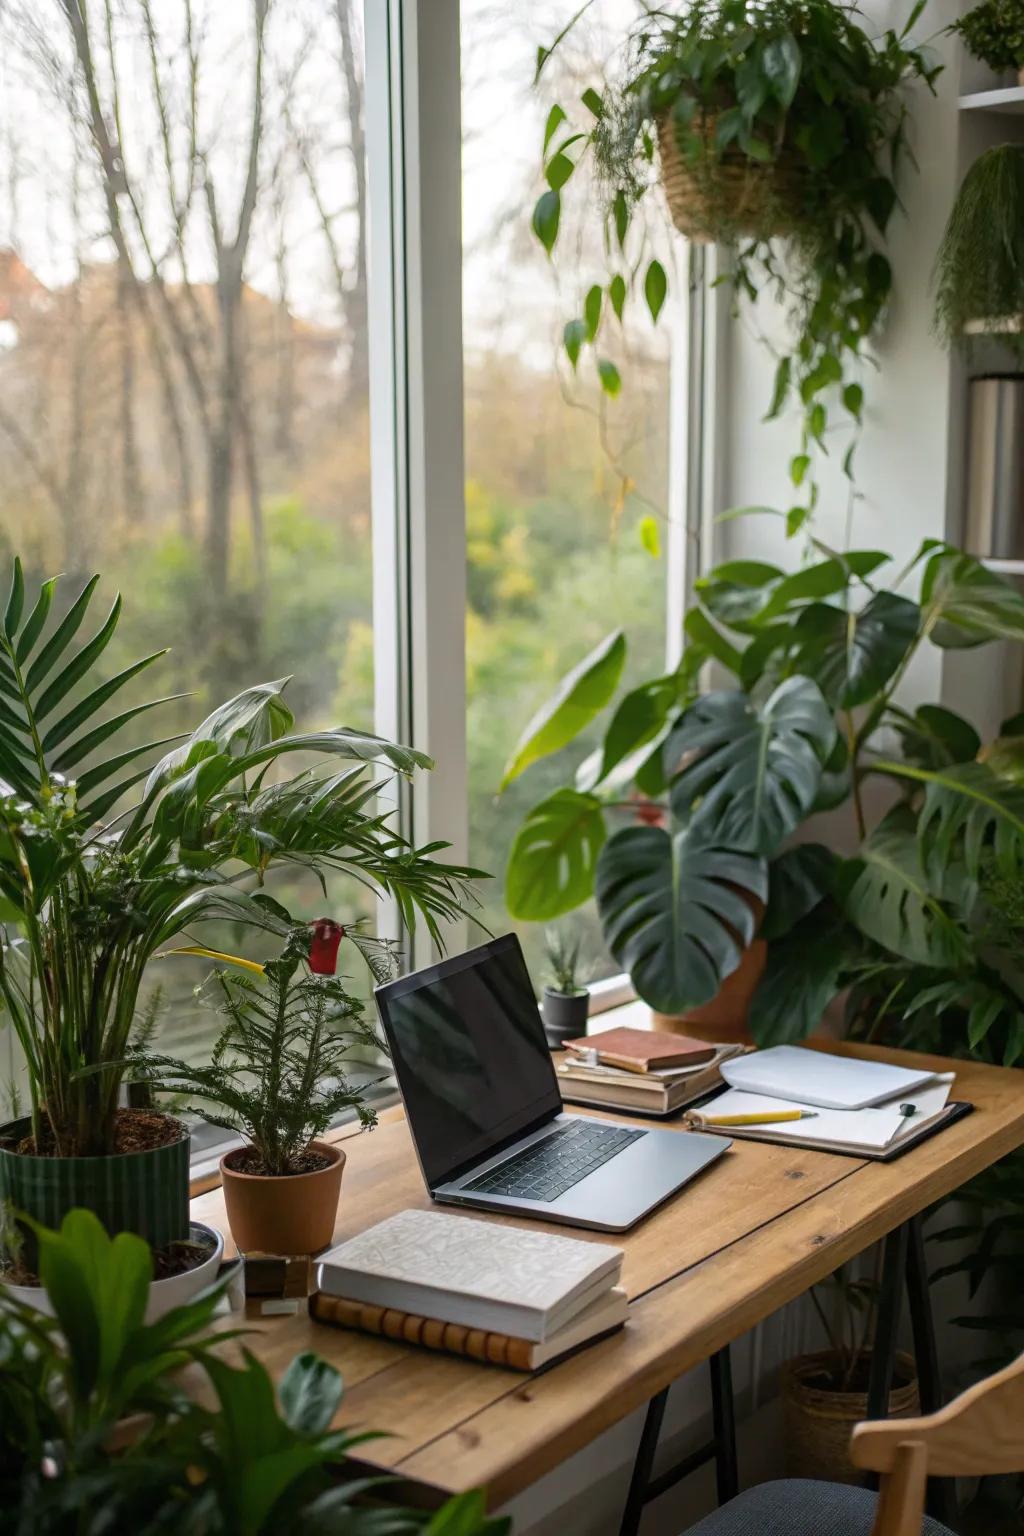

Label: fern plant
[135,930,386,1175]
[933,145,1024,352]
[0,558,483,1157]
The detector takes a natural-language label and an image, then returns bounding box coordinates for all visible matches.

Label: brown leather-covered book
[564,1026,716,1074]
[309,1285,628,1372]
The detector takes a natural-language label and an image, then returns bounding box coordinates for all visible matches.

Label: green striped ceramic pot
[0,1116,191,1253]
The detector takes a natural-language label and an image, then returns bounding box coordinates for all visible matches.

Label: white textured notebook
[315,1208,623,1342]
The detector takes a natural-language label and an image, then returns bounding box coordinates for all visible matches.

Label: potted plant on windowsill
[0,557,481,1284]
[541,926,591,1047]
[134,923,388,1257]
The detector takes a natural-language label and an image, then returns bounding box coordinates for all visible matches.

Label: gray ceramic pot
[541,987,589,1048]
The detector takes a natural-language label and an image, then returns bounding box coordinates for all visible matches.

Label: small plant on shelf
[136,923,390,1255]
[933,144,1024,353]
[541,925,591,1046]
[952,0,1024,77]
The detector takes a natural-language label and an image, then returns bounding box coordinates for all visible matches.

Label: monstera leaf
[0,559,179,817]
[595,825,767,1014]
[749,911,852,1046]
[666,676,836,855]
[505,788,606,921]
[839,817,971,970]
[876,758,1024,883]
[787,592,920,708]
[921,547,1024,649]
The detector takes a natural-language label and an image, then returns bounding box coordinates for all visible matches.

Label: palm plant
[502,535,1024,1058]
[0,558,483,1160]
[135,932,387,1176]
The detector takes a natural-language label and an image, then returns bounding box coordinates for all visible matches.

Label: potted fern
[135,925,388,1257]
[0,558,479,1277]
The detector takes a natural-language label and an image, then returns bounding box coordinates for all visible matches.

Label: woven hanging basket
[781,1349,920,1486]
[657,111,803,243]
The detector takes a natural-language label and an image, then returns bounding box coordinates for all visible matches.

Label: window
[0,0,374,1066]
[460,0,679,985]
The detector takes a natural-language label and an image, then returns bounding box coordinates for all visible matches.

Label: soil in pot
[782,1348,919,1485]
[11,1108,182,1158]
[220,1139,345,1257]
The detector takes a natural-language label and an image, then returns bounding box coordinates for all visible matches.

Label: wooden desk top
[191,1042,1024,1509]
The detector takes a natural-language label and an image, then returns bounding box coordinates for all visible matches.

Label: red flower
[634,798,667,829]
[309,918,345,975]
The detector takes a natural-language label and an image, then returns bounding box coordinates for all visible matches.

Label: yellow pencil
[689,1109,818,1127]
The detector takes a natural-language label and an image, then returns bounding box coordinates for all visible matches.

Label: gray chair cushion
[682,1479,955,1536]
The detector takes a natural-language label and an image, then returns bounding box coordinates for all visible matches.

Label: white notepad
[720,1045,937,1109]
[702,1081,954,1154]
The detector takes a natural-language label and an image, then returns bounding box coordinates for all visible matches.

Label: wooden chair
[679,1352,1024,1536]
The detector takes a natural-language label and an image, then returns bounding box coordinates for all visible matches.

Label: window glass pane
[461,0,676,988]
[0,1,372,1080]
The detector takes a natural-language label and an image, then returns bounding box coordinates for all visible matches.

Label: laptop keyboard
[463,1120,646,1204]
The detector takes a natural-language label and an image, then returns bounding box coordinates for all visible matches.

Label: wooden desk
[191,1042,1024,1513]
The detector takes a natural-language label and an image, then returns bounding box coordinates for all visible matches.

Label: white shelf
[983,558,1024,574]
[959,86,1024,115]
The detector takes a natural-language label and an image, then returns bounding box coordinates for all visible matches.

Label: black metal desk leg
[907,1214,957,1529]
[866,1223,909,1421]
[619,1388,668,1536]
[710,1346,739,1504]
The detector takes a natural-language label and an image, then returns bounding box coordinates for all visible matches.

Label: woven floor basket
[781,1349,920,1485]
[657,111,803,243]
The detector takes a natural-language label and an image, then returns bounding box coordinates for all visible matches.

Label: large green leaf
[875,759,1024,883]
[761,842,837,940]
[500,629,626,790]
[749,913,850,1046]
[887,703,981,769]
[0,559,171,817]
[694,560,785,632]
[667,677,835,855]
[839,818,970,969]
[595,825,767,1014]
[577,672,687,791]
[504,788,606,921]
[921,547,1024,648]
[695,552,888,636]
[788,592,920,707]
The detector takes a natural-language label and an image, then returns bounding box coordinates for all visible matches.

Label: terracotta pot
[220,1141,345,1256]
[781,1349,919,1485]
[653,890,767,1045]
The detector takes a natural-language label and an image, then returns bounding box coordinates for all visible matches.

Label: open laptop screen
[374,934,562,1188]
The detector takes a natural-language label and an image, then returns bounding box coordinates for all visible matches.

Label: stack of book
[310,1208,627,1371]
[556,1025,748,1117]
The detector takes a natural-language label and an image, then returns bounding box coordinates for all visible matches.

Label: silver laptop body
[374,934,728,1233]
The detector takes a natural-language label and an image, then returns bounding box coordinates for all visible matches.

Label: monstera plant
[0,558,480,1262]
[503,536,1024,1062]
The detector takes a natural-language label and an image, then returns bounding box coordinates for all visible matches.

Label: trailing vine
[533,0,941,535]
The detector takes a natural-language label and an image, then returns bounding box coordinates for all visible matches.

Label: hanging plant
[933,144,1024,353]
[951,0,1024,76]
[533,0,941,532]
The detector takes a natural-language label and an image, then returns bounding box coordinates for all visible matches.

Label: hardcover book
[315,1208,623,1342]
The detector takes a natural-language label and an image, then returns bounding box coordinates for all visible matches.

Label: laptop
[374,934,729,1232]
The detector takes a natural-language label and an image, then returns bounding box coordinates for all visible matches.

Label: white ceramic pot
[3,1221,224,1324]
